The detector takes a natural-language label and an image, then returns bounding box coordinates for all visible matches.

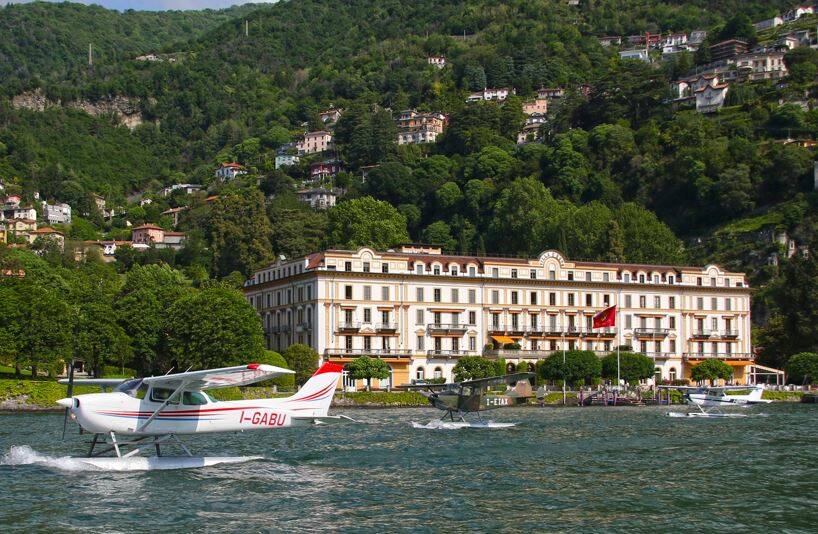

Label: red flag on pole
[593,305,616,329]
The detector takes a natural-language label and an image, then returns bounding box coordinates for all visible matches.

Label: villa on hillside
[214,163,247,181]
[131,224,187,250]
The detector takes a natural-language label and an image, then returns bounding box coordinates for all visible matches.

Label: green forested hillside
[2,1,818,370]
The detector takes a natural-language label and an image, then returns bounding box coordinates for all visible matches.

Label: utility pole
[88,43,93,67]
[245,20,249,38]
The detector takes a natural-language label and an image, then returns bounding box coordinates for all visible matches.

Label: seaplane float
[661,384,771,418]
[54,361,349,469]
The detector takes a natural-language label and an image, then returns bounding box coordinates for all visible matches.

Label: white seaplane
[661,384,770,418]
[55,361,347,469]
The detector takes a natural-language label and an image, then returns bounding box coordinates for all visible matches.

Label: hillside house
[319,108,343,125]
[522,98,548,115]
[427,55,446,68]
[735,50,788,80]
[689,30,708,44]
[297,188,341,210]
[309,160,345,182]
[695,84,729,113]
[784,5,815,22]
[158,184,202,197]
[709,39,748,61]
[598,36,622,47]
[214,163,248,181]
[161,206,189,227]
[395,110,447,144]
[754,16,783,31]
[537,87,565,100]
[41,202,71,225]
[1,205,37,222]
[619,48,650,62]
[467,87,514,102]
[296,131,334,155]
[131,224,186,250]
[29,226,65,248]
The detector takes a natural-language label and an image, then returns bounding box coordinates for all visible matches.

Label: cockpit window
[182,391,209,406]
[150,387,179,404]
[116,379,143,396]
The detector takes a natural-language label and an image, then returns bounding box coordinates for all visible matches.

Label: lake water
[1,404,818,532]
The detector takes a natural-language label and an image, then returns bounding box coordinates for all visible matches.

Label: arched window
[506,362,516,373]
[433,366,443,379]
[379,364,394,389]
[668,367,677,382]
[415,366,425,381]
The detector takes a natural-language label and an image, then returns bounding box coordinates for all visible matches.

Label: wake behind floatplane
[45,361,348,470]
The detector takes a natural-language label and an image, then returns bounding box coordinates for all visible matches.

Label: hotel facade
[243,245,754,390]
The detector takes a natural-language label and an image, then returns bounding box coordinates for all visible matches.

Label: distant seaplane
[406,373,535,428]
[661,384,770,418]
[56,361,348,468]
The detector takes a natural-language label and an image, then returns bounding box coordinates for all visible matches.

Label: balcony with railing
[270,324,290,334]
[324,348,411,359]
[375,322,398,332]
[633,328,670,339]
[525,324,546,336]
[683,352,754,361]
[484,349,554,359]
[583,327,616,338]
[428,323,468,335]
[337,322,361,332]
[296,322,312,332]
[722,329,739,339]
[426,349,476,358]
[640,351,675,360]
[691,329,713,339]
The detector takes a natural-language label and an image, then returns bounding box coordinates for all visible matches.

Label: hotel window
[381,310,390,324]
[726,298,732,311]
[568,294,575,306]
[530,292,538,305]
[492,314,500,327]
[469,311,476,324]
[653,275,660,284]
[363,286,372,300]
[549,292,556,306]
[654,341,661,352]
[639,274,645,283]
[433,266,441,275]
[469,337,476,351]
[417,336,424,350]
[724,278,731,287]
[511,269,518,279]
[469,289,476,304]
[530,269,537,279]
[364,337,371,351]
[586,272,592,282]
[434,288,442,302]
[585,294,592,307]
[626,315,632,329]
[363,308,371,323]
[669,317,676,329]
[382,286,389,300]
[345,261,352,272]
[416,264,424,275]
[297,287,303,302]
[625,295,632,308]
[639,296,646,308]
[654,317,662,330]
[451,289,459,303]
[416,309,424,324]
[603,272,610,282]
[452,338,459,352]
[307,286,312,300]
[451,266,458,276]
[697,298,704,310]
[492,290,499,304]
[345,336,353,350]
[492,268,499,278]
[363,262,370,273]
[624,273,631,283]
[530,314,538,328]
[669,339,676,352]
[668,275,675,284]
[710,277,716,287]
[511,291,519,305]
[711,297,718,310]
[549,268,556,280]
[382,263,389,273]
[417,288,424,301]
[345,285,353,299]
[711,317,718,331]
[669,296,675,309]
[654,296,661,308]
[434,312,441,325]
[567,271,574,281]
[469,266,476,276]
[603,294,610,306]
[697,277,702,286]
[711,342,718,354]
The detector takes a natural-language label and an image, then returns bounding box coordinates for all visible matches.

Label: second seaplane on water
[406,372,535,428]
[56,361,348,469]
[660,384,770,418]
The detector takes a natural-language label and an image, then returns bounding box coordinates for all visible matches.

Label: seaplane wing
[142,363,294,391]
[58,378,129,388]
[458,373,535,390]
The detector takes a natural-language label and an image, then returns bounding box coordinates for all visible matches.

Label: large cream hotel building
[243,245,754,390]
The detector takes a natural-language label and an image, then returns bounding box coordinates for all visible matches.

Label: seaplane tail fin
[285,362,343,416]
[748,385,764,401]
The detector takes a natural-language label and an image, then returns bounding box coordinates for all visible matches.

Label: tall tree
[208,191,273,277]
[326,196,409,250]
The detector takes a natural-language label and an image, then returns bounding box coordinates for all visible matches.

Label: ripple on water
[1,405,818,531]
